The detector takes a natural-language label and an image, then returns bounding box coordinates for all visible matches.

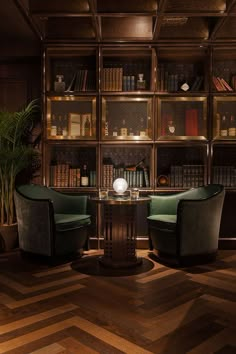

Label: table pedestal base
[99,255,142,269]
[101,204,141,268]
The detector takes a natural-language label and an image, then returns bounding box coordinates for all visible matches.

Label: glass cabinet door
[157,47,207,93]
[213,96,236,140]
[45,144,97,188]
[155,144,208,189]
[101,48,153,92]
[101,145,152,189]
[157,96,207,140]
[211,143,236,188]
[46,47,97,93]
[102,97,153,140]
[46,96,96,140]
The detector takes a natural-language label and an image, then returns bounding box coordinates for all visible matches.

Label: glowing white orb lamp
[113,178,128,195]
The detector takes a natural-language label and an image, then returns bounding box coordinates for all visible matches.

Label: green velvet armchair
[14,184,91,258]
[147,184,225,266]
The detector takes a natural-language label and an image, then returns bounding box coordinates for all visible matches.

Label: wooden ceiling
[2,0,236,47]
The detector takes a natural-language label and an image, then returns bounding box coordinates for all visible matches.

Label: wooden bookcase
[42,44,236,246]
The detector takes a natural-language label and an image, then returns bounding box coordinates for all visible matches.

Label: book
[158,64,164,91]
[191,76,203,91]
[82,69,88,91]
[66,71,77,92]
[143,168,150,188]
[185,109,198,136]
[220,77,233,91]
[212,76,226,91]
[231,75,236,90]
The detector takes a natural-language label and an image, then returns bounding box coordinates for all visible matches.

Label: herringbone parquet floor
[0,249,235,354]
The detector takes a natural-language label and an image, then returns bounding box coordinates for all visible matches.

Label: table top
[91,196,151,205]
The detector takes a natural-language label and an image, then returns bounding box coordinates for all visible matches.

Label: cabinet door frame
[212,96,236,140]
[101,96,153,141]
[46,96,97,140]
[156,96,208,141]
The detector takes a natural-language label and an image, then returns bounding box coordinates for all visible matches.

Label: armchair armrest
[14,191,55,256]
[177,194,224,255]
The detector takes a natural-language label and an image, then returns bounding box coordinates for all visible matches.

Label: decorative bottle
[113,126,118,137]
[137,73,146,90]
[84,116,91,137]
[139,116,146,137]
[50,114,57,136]
[54,75,65,93]
[228,115,236,137]
[166,119,176,136]
[81,164,89,187]
[220,114,228,137]
[120,119,128,136]
[56,115,63,136]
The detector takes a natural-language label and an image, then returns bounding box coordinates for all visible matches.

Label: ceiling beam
[153,0,168,40]
[88,0,101,42]
[13,0,43,41]
[209,0,236,41]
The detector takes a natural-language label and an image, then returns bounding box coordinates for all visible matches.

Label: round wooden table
[92,196,150,268]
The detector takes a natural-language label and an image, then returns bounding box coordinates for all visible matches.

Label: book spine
[143,168,150,188]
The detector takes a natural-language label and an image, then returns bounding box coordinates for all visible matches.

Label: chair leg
[148,229,153,250]
[83,237,90,251]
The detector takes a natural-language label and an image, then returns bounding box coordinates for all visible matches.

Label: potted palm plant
[0,99,40,251]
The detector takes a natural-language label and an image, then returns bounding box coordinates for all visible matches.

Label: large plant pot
[0,223,18,252]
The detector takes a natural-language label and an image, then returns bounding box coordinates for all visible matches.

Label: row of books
[102,67,123,91]
[102,67,147,91]
[103,164,150,188]
[158,64,203,92]
[212,166,236,187]
[50,164,96,187]
[212,76,233,92]
[169,165,205,188]
[66,69,96,92]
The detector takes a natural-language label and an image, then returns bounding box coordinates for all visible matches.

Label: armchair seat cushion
[54,214,91,232]
[147,214,177,232]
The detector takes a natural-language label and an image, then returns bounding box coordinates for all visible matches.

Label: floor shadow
[71,255,154,277]
[148,251,232,274]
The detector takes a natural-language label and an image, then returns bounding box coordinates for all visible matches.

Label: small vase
[0,223,18,252]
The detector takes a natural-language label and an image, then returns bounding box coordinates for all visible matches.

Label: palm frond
[0,99,40,225]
